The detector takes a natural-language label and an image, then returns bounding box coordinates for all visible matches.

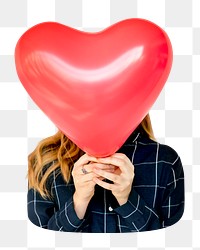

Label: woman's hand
[92,153,135,206]
[72,153,116,219]
[72,154,99,203]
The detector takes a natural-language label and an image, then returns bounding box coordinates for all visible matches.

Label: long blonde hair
[28,113,155,198]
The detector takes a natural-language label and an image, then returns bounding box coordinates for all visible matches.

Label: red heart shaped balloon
[15,18,172,157]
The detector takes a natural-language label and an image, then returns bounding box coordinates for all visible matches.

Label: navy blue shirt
[28,132,184,232]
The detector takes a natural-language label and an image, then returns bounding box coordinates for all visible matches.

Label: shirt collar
[132,132,141,143]
[124,131,141,145]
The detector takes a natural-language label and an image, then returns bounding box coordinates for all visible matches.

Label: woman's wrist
[116,197,128,206]
[115,191,130,206]
[73,192,92,219]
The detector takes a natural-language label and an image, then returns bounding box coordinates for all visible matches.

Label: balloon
[15,18,172,157]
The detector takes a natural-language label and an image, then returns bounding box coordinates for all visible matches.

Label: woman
[28,114,184,232]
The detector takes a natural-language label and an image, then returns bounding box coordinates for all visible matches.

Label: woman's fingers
[74,158,116,176]
[96,157,127,173]
[88,163,116,172]
[93,177,115,191]
[81,172,100,182]
[96,153,134,174]
[74,153,130,174]
[93,168,120,184]
[73,154,98,169]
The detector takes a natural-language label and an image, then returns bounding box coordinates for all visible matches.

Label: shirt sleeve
[27,188,86,232]
[161,156,185,227]
[113,188,161,232]
[114,156,185,232]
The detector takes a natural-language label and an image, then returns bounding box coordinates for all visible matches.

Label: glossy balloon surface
[15,18,172,157]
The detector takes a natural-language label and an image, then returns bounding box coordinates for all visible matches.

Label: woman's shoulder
[42,162,69,188]
[138,136,181,166]
[159,142,180,163]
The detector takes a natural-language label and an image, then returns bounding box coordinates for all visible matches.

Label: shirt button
[109,206,113,211]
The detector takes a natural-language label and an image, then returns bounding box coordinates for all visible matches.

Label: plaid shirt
[28,132,184,233]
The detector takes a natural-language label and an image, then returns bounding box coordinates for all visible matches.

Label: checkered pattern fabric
[0,0,199,249]
[27,132,184,233]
